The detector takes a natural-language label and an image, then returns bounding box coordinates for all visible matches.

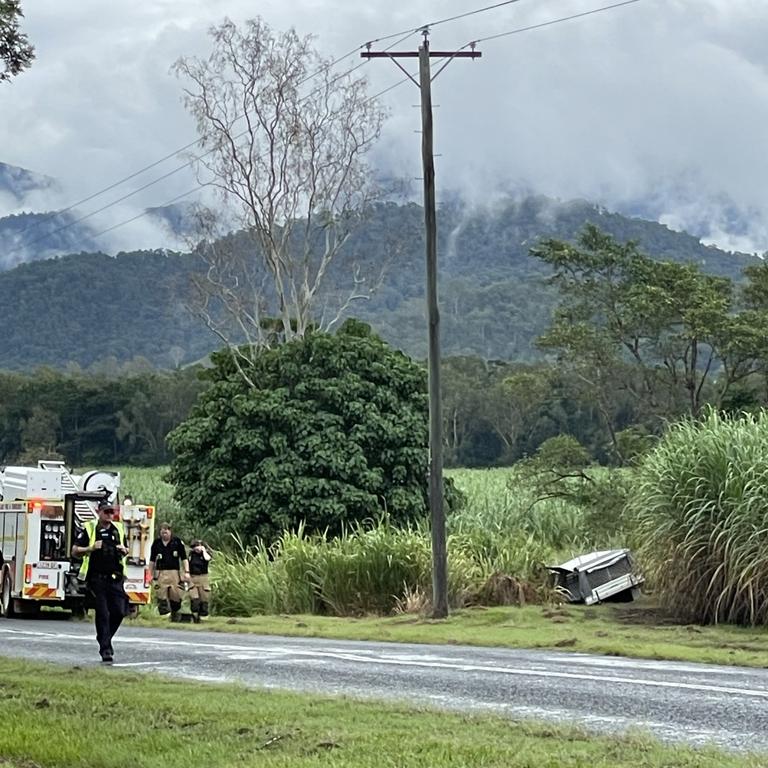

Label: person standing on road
[187,539,212,622]
[149,523,189,622]
[72,504,129,663]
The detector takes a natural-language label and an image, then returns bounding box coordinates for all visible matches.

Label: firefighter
[149,522,189,622]
[187,539,212,622]
[72,504,129,663]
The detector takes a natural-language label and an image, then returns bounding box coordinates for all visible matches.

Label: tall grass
[209,519,561,617]
[115,465,630,617]
[447,467,624,552]
[631,410,768,626]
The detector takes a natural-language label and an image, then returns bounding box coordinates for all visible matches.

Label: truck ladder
[38,460,97,524]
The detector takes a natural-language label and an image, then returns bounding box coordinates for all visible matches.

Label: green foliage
[209,518,554,618]
[1,197,762,370]
[611,426,656,465]
[513,438,633,546]
[167,321,432,543]
[528,435,591,470]
[0,250,209,369]
[0,1,34,82]
[0,367,207,467]
[632,409,768,626]
[447,466,629,555]
[535,225,768,428]
[102,465,630,617]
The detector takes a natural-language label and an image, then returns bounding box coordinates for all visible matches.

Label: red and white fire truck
[0,461,155,617]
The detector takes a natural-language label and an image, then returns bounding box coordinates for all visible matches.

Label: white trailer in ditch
[0,461,155,617]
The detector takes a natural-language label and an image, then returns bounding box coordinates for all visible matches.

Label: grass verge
[134,598,768,668]
[0,657,763,768]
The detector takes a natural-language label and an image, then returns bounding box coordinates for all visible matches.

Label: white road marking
[1,627,766,700]
[546,654,746,675]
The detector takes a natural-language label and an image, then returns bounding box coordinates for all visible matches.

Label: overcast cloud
[2,0,767,253]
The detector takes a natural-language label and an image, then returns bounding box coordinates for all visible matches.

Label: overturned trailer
[548,548,644,605]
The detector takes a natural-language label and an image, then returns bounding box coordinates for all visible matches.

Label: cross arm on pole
[360,51,481,58]
[361,49,481,85]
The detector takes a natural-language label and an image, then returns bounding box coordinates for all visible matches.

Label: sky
[2,0,768,254]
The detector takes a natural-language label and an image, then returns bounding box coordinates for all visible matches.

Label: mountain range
[0,161,760,370]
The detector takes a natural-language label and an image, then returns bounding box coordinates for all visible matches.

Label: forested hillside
[0,211,100,269]
[0,250,204,369]
[0,195,759,370]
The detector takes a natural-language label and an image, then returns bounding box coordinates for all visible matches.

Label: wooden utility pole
[362,30,481,619]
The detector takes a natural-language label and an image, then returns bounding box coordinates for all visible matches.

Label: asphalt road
[1,617,767,754]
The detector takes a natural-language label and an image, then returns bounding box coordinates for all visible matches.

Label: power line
[11,45,365,242]
[424,0,528,30]
[78,0,643,245]
[468,0,641,46]
[80,71,421,243]
[18,0,642,250]
[16,0,539,248]
[10,31,419,256]
[364,0,526,45]
[89,185,204,241]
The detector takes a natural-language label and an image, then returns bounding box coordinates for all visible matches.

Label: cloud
[3,0,768,254]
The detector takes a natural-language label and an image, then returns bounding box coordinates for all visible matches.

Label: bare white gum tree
[173,18,387,377]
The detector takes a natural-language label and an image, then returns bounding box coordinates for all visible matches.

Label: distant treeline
[0,364,206,467]
[0,356,648,470]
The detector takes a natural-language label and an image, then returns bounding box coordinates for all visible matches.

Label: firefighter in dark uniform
[187,539,212,622]
[149,522,189,621]
[72,504,129,663]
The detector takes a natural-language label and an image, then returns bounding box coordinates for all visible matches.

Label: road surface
[1,617,766,754]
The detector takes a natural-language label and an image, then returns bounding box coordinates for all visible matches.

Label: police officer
[149,523,189,622]
[72,504,129,663]
[187,540,212,622]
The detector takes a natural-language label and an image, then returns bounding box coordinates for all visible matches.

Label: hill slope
[0,196,758,370]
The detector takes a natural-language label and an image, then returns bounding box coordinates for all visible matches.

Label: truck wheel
[0,572,12,618]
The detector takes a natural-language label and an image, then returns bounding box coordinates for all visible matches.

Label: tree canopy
[533,225,768,457]
[166,321,431,543]
[1,1,34,82]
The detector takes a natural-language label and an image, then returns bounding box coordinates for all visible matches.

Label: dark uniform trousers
[89,574,128,655]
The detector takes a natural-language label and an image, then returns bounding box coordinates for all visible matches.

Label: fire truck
[0,461,155,617]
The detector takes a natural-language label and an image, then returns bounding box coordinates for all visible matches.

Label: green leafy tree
[1,1,34,82]
[518,434,631,538]
[441,356,500,466]
[484,365,554,463]
[533,225,766,447]
[166,321,431,543]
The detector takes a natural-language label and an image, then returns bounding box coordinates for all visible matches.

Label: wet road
[1,618,767,753]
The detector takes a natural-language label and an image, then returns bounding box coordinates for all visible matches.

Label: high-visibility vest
[78,520,126,580]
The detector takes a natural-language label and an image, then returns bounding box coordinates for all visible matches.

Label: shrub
[167,321,433,544]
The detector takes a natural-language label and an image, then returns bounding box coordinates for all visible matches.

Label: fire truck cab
[0,461,155,617]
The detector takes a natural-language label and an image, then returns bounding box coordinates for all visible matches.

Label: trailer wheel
[0,571,12,618]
